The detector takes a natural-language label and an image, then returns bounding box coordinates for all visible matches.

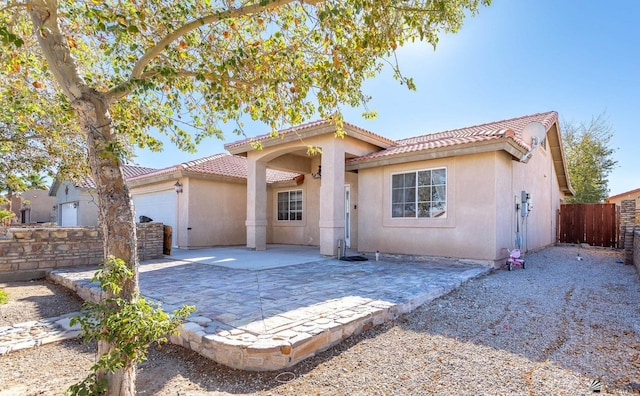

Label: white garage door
[132,190,176,244]
[60,203,78,226]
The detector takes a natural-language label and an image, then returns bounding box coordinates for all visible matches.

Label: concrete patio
[48,245,491,371]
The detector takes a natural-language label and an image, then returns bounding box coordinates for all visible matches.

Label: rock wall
[0,222,163,282]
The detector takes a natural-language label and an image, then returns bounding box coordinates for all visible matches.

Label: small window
[277,190,303,221]
[392,168,446,218]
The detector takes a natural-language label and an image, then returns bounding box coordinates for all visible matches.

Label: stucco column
[319,138,345,256]
[246,157,267,250]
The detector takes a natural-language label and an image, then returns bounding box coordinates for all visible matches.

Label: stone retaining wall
[0,222,163,282]
[634,230,640,275]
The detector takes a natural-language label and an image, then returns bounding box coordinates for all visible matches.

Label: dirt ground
[1,246,639,395]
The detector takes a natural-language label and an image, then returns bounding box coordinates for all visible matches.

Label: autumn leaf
[66,35,77,49]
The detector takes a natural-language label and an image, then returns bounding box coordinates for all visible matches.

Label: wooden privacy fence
[558,203,618,247]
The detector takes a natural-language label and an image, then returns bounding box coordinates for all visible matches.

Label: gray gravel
[1,245,638,395]
[263,245,640,395]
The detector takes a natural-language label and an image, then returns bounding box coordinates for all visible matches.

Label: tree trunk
[73,95,139,396]
[28,4,139,394]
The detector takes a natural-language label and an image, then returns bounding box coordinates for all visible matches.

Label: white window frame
[277,190,303,221]
[391,167,447,219]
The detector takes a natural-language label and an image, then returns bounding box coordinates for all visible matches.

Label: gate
[558,204,618,247]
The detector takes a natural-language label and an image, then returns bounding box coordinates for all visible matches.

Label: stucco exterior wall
[19,189,56,223]
[503,141,563,255]
[268,162,321,246]
[186,178,247,247]
[357,143,565,265]
[357,152,498,263]
[52,181,99,226]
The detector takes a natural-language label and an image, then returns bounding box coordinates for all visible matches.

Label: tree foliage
[1,27,87,179]
[2,0,490,393]
[2,0,490,154]
[563,113,617,203]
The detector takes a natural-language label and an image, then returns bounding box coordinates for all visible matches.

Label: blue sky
[135,0,639,196]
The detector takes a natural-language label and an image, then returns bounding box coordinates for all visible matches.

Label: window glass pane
[433,185,446,202]
[392,203,404,218]
[404,186,415,203]
[432,201,446,217]
[392,188,405,204]
[392,174,404,188]
[418,170,431,186]
[403,203,416,217]
[404,172,416,187]
[418,186,430,202]
[418,202,429,218]
[432,168,446,185]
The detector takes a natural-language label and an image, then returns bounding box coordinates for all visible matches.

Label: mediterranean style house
[51,111,574,266]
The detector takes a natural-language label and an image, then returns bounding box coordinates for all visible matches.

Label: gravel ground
[0,245,639,395]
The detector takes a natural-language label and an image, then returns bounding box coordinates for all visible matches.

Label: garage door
[132,190,177,245]
[60,203,78,226]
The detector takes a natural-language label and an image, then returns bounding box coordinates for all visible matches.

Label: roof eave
[547,122,575,196]
[225,123,395,155]
[345,140,526,171]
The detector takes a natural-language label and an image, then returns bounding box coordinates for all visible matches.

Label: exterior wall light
[174,181,183,194]
[311,165,321,179]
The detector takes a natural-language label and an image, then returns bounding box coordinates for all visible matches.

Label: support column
[246,157,267,250]
[620,199,636,264]
[319,139,345,256]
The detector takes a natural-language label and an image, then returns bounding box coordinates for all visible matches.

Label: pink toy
[504,248,525,271]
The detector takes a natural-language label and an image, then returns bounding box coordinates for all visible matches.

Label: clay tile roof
[178,153,299,183]
[224,119,395,151]
[349,111,558,163]
[79,155,299,187]
[78,165,158,189]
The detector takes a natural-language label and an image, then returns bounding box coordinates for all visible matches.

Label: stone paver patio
[48,245,491,371]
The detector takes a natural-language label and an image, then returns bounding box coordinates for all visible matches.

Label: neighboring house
[225,111,574,266]
[18,189,56,224]
[49,165,157,226]
[606,188,640,223]
[606,188,640,207]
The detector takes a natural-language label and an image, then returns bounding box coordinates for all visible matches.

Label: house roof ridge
[398,111,557,144]
[179,153,228,170]
[225,119,396,150]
